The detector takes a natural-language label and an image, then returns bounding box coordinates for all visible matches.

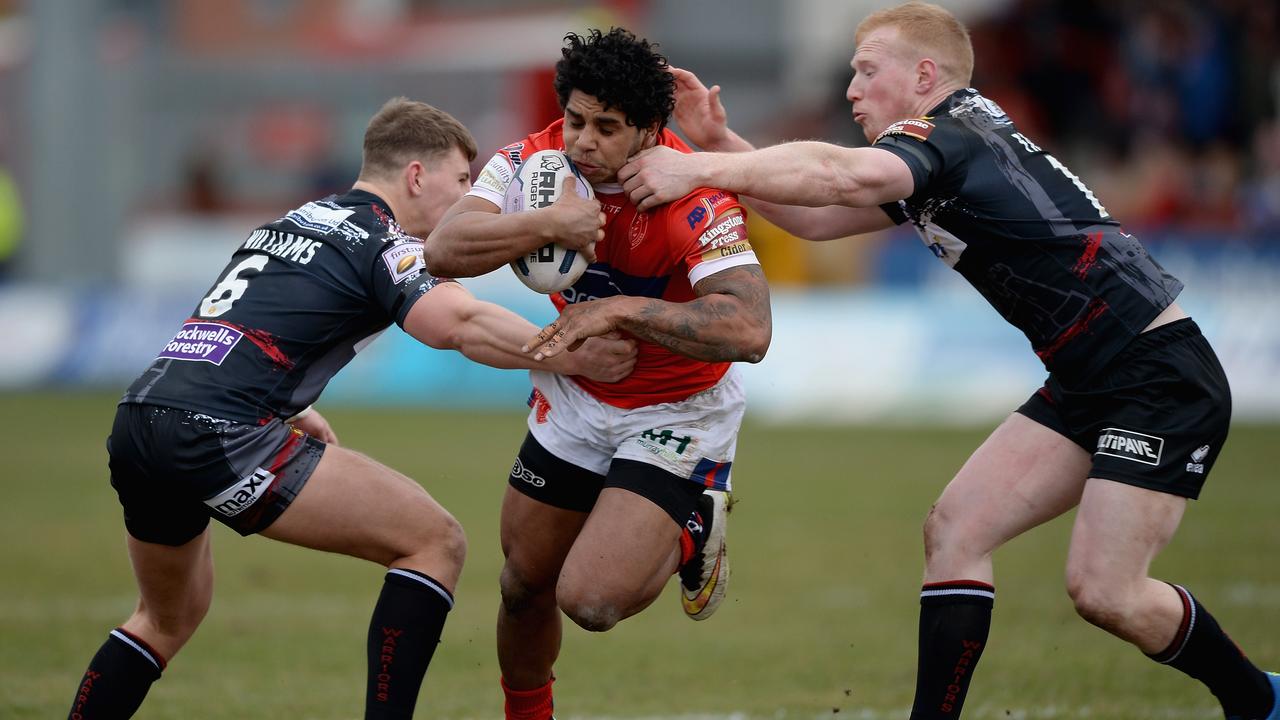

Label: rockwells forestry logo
[1095,428,1164,466]
[381,241,425,284]
[157,322,244,365]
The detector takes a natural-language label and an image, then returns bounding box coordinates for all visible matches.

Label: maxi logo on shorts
[1095,428,1164,466]
[157,322,244,365]
[203,467,276,517]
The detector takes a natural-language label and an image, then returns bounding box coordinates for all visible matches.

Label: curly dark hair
[553,28,676,130]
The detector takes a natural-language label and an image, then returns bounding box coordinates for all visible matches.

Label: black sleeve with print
[866,90,1182,385]
[120,190,450,424]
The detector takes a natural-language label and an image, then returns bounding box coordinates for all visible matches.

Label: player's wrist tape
[286,405,314,423]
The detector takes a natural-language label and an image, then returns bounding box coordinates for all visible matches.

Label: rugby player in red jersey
[427,28,772,720]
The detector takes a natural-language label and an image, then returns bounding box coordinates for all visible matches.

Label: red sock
[501,676,554,720]
[678,525,696,567]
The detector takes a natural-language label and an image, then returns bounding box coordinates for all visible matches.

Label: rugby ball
[504,149,593,294]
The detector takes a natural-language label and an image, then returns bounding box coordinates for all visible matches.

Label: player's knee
[1065,568,1134,630]
[557,590,622,633]
[133,597,208,647]
[498,562,556,616]
[393,506,467,574]
[923,500,964,561]
[428,512,467,571]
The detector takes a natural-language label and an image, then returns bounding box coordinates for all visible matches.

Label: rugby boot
[1226,672,1280,720]
[678,490,731,620]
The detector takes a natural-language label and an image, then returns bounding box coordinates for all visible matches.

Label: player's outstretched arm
[663,68,899,240]
[404,281,635,382]
[623,142,914,212]
[424,177,605,278]
[524,264,771,365]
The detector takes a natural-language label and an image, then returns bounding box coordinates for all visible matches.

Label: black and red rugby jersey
[121,190,451,424]
[873,89,1183,384]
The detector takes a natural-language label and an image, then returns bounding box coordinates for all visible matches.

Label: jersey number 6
[200,254,269,318]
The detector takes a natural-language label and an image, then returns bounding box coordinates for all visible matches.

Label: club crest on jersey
[1095,428,1164,466]
[381,241,425,284]
[629,212,650,249]
[875,118,936,144]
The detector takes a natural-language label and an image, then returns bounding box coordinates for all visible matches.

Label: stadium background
[0,1,1277,718]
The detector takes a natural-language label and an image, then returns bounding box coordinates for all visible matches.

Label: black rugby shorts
[107,404,324,545]
[508,433,704,526]
[1018,319,1230,499]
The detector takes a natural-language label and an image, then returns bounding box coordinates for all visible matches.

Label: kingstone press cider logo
[157,322,244,365]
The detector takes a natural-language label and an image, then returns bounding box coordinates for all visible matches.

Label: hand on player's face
[563,89,653,185]
[618,145,697,212]
[548,176,604,262]
[522,297,628,361]
[671,67,730,150]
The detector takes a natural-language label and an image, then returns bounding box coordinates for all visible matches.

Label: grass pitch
[1,391,1277,719]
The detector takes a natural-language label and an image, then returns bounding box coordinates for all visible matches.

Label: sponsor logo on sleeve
[697,209,747,248]
[157,322,245,365]
[874,118,936,144]
[699,240,753,264]
[686,206,707,230]
[502,142,525,169]
[474,154,515,195]
[1095,428,1164,466]
[204,467,275,517]
[381,241,425,284]
[685,195,735,231]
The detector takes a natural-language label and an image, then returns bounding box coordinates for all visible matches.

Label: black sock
[366,569,454,719]
[1147,584,1273,719]
[68,628,165,719]
[910,581,995,720]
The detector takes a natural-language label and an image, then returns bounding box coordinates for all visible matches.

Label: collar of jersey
[335,188,395,219]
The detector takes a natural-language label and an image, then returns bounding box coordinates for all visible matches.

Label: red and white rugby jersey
[468,119,760,409]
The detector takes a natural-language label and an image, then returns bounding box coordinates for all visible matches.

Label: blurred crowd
[169,0,1278,240]
[970,0,1279,236]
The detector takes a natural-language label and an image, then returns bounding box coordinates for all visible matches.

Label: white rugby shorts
[525,367,745,491]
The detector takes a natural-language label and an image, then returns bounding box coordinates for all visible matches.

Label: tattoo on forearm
[621,265,771,363]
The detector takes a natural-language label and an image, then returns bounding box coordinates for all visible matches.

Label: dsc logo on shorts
[510,458,546,488]
[203,467,276,517]
[1095,428,1164,466]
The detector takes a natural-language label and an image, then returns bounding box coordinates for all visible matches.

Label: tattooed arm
[523,264,772,364]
